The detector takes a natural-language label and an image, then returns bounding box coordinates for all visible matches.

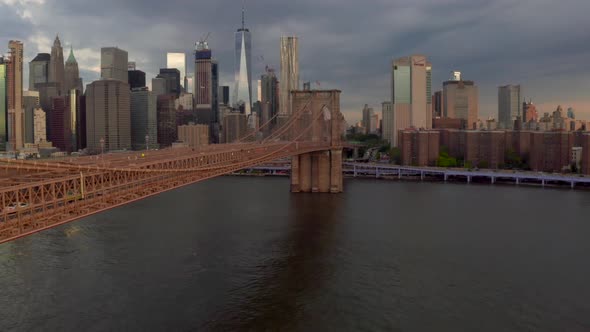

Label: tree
[437,152,458,167]
[505,149,522,169]
[389,147,401,165]
[477,160,489,169]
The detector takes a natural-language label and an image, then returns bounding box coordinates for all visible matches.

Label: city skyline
[1,0,589,124]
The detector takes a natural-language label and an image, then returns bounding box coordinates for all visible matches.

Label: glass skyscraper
[233,7,252,115]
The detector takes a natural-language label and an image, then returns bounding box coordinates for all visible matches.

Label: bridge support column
[291,149,343,193]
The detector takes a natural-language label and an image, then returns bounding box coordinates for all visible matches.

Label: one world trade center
[234,4,252,115]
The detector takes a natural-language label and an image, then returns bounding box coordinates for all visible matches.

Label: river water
[1,177,590,331]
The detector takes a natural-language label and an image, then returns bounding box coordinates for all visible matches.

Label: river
[1,177,589,331]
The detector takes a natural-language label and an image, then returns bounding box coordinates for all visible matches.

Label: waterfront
[1,177,590,331]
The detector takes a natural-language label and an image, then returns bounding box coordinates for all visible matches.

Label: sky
[1,0,589,124]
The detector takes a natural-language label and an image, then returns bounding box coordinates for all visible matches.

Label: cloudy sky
[1,0,589,124]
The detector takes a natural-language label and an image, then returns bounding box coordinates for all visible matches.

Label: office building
[390,55,432,146]
[128,69,146,89]
[279,36,299,115]
[432,91,442,118]
[219,85,230,105]
[64,46,83,93]
[0,57,7,150]
[382,102,393,144]
[223,112,247,143]
[152,77,166,97]
[48,96,68,151]
[49,36,65,92]
[178,123,209,148]
[7,40,25,151]
[260,69,279,122]
[157,94,177,147]
[23,91,39,144]
[85,79,131,152]
[157,68,181,97]
[130,88,158,150]
[29,53,50,91]
[194,40,219,141]
[443,79,478,129]
[167,52,186,90]
[498,84,521,129]
[522,100,538,123]
[68,89,85,151]
[361,105,374,134]
[101,47,128,83]
[175,92,194,111]
[234,5,252,115]
[185,74,194,95]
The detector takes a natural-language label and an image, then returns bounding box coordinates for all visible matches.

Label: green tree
[505,149,522,169]
[389,147,401,165]
[437,152,458,167]
[477,160,489,169]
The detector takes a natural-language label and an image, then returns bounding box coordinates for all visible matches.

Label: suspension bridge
[0,90,345,244]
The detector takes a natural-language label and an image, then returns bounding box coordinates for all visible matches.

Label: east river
[1,177,590,331]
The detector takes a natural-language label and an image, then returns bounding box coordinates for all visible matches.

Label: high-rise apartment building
[390,55,432,147]
[7,40,25,151]
[443,79,478,130]
[382,102,393,144]
[279,36,299,115]
[64,46,83,93]
[433,90,442,118]
[234,6,253,115]
[49,36,65,92]
[101,47,128,83]
[130,88,158,150]
[523,100,538,123]
[0,56,7,150]
[498,84,521,129]
[85,79,131,152]
[166,52,186,90]
[29,53,50,91]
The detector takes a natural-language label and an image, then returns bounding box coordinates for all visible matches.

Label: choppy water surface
[1,177,590,331]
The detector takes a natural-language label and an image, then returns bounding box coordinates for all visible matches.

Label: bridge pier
[291,149,343,193]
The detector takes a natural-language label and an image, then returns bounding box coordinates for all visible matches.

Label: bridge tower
[289,90,344,193]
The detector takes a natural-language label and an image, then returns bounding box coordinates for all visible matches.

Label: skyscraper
[49,36,65,92]
[156,68,181,97]
[7,40,24,151]
[29,53,50,91]
[194,40,219,142]
[167,52,186,90]
[362,104,374,134]
[128,69,146,89]
[390,55,432,147]
[443,79,479,130]
[0,56,7,151]
[279,36,299,115]
[381,102,393,144]
[101,47,128,83]
[219,86,230,105]
[85,79,131,151]
[233,5,252,115]
[130,88,157,150]
[433,91,442,118]
[260,69,279,122]
[64,46,83,93]
[23,90,39,144]
[156,94,177,148]
[498,84,521,129]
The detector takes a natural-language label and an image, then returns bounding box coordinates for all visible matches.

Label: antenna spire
[242,0,245,30]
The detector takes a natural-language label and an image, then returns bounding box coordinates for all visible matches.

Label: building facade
[443,80,478,130]
[223,112,247,143]
[101,47,128,83]
[23,90,39,144]
[361,104,375,134]
[7,40,25,151]
[399,129,440,166]
[194,41,219,141]
[85,79,131,152]
[498,84,521,129]
[156,94,177,148]
[0,57,6,150]
[33,108,46,144]
[260,70,279,123]
[279,36,299,115]
[130,88,158,150]
[391,55,433,147]
[128,70,146,89]
[166,52,186,90]
[381,102,393,144]
[29,53,50,91]
[178,123,209,148]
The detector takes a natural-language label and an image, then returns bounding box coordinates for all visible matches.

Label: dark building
[260,70,279,123]
[194,41,219,142]
[399,129,440,166]
[35,82,61,140]
[157,94,177,147]
[128,70,146,89]
[219,86,230,105]
[0,56,7,150]
[529,131,573,172]
[582,134,590,175]
[48,96,68,151]
[29,53,50,91]
[432,90,442,118]
[157,68,181,97]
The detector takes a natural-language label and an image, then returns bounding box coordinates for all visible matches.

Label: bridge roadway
[243,162,590,188]
[0,141,338,244]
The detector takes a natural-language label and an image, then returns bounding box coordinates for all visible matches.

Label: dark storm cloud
[2,0,590,121]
